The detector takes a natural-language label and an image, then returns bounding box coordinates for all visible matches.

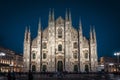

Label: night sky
[0,0,120,58]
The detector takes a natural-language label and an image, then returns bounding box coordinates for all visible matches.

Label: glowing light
[0,52,6,56]
[114,52,120,56]
[100,64,104,67]
[109,63,114,66]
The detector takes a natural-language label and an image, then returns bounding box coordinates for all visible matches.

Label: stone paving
[0,73,120,80]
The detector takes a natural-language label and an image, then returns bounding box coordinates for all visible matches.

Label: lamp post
[0,52,6,72]
[114,52,120,72]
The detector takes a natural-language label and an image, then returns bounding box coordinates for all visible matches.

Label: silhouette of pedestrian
[12,71,16,80]
[28,70,33,80]
[7,71,11,80]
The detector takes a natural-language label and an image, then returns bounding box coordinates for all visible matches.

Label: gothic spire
[28,26,31,41]
[90,26,93,41]
[51,8,54,21]
[28,26,30,33]
[93,26,96,43]
[79,18,83,42]
[25,26,28,34]
[65,9,68,21]
[38,18,41,32]
[79,17,82,31]
[68,9,72,22]
[49,8,52,22]
[24,26,28,40]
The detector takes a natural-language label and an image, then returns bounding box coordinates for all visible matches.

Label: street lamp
[114,52,120,72]
[0,52,6,72]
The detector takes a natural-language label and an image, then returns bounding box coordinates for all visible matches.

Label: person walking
[12,71,16,80]
[7,71,11,80]
[28,70,33,80]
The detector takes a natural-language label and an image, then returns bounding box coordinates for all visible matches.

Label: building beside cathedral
[23,10,98,72]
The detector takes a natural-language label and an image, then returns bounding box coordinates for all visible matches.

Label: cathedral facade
[23,10,98,72]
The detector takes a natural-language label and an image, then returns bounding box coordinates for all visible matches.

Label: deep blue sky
[0,0,120,58]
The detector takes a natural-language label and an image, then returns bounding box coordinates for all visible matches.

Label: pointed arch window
[74,65,78,72]
[58,28,62,38]
[42,65,47,72]
[73,53,77,59]
[85,53,88,59]
[73,42,78,49]
[33,53,36,59]
[32,65,36,72]
[58,44,62,51]
[85,65,89,72]
[43,43,47,49]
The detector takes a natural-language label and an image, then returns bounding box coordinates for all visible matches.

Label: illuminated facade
[0,47,23,72]
[100,57,118,72]
[23,10,98,72]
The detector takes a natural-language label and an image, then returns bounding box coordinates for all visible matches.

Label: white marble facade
[23,10,98,72]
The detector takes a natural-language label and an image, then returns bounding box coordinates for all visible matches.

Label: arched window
[42,65,47,72]
[73,42,78,49]
[73,53,77,59]
[33,53,36,59]
[58,44,62,51]
[74,65,78,72]
[85,53,88,59]
[58,28,62,38]
[32,65,36,72]
[43,53,47,59]
[43,43,47,49]
[85,65,89,72]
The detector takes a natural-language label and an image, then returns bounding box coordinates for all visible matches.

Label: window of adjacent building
[43,53,47,59]
[73,42,78,49]
[33,53,36,59]
[85,53,88,59]
[58,44,62,51]
[73,53,77,59]
[43,43,47,49]
[58,28,62,38]
[42,65,47,72]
